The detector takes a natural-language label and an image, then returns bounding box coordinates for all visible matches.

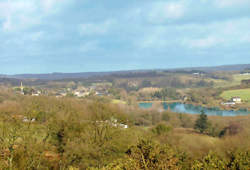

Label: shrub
[152,123,172,135]
[191,152,227,170]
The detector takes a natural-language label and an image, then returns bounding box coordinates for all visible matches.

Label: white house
[231,97,242,103]
[23,117,36,122]
[74,91,89,97]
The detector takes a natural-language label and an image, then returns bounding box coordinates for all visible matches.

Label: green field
[112,99,126,104]
[220,88,250,102]
[233,74,250,84]
[213,74,250,87]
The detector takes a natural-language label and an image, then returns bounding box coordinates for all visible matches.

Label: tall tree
[194,111,208,133]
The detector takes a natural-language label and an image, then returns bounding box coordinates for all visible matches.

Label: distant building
[183,96,188,101]
[95,91,105,96]
[240,73,250,75]
[74,91,89,97]
[231,97,242,103]
[20,81,24,95]
[55,92,67,98]
[119,124,128,129]
[96,118,128,129]
[60,93,67,97]
[221,102,235,106]
[32,90,41,96]
[23,117,36,122]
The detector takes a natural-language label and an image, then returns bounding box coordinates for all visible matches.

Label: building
[23,117,36,122]
[231,97,242,103]
[32,90,41,96]
[240,73,250,75]
[221,102,235,106]
[20,81,24,95]
[74,91,90,97]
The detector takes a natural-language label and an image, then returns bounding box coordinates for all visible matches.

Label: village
[14,81,110,98]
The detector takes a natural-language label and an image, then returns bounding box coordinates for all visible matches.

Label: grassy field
[112,99,126,104]
[220,88,250,102]
[233,74,250,82]
[172,128,220,158]
[212,74,250,87]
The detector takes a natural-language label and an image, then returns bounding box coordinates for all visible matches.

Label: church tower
[20,81,24,94]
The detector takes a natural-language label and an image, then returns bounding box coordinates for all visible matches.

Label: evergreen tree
[194,111,208,133]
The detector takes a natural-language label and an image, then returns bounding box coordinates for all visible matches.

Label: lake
[139,102,250,116]
[138,102,153,109]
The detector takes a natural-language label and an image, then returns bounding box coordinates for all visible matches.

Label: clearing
[220,88,250,102]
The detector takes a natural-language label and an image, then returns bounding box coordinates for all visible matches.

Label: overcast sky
[0,0,250,74]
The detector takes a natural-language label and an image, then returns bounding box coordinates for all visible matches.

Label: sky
[0,0,250,74]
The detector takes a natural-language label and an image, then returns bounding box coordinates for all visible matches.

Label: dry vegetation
[0,88,249,169]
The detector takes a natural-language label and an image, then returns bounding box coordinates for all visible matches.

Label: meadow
[212,74,250,87]
[220,88,250,102]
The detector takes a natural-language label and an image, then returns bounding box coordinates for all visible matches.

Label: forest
[0,88,249,169]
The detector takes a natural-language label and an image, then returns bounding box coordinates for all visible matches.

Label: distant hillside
[0,78,21,86]
[3,64,250,80]
[9,72,114,80]
[175,64,250,72]
[7,70,151,80]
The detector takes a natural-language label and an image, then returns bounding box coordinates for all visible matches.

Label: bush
[227,150,250,169]
[191,152,227,170]
[123,139,187,170]
[152,123,172,135]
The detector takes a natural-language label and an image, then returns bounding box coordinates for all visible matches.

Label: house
[95,91,105,96]
[231,97,242,103]
[221,102,235,106]
[55,92,67,98]
[183,96,188,101]
[32,90,41,96]
[74,91,90,97]
[23,117,36,122]
[119,123,128,129]
[96,118,129,129]
[240,73,250,75]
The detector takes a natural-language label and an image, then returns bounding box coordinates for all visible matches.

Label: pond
[139,102,250,116]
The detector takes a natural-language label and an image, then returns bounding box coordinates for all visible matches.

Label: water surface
[139,102,153,109]
[139,102,250,116]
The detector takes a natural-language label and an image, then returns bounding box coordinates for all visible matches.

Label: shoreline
[138,100,250,112]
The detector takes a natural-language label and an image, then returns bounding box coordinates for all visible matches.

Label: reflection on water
[139,103,153,109]
[139,102,250,116]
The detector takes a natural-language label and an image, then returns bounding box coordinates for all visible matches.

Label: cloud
[0,0,69,32]
[182,36,224,48]
[134,16,250,52]
[163,2,186,19]
[2,16,12,31]
[79,19,115,36]
[79,41,99,52]
[0,1,36,31]
[42,0,59,11]
[30,31,45,41]
[214,0,250,8]
[147,1,186,23]
[0,0,250,74]
[134,26,169,49]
